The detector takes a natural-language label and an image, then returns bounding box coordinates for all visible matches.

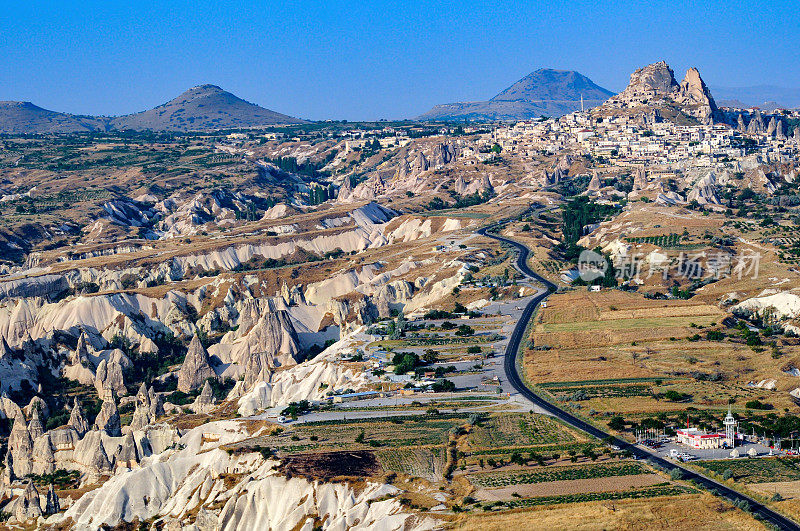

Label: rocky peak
[678,67,718,112]
[129,383,164,431]
[94,395,121,437]
[25,395,48,420]
[191,379,217,414]
[115,432,140,468]
[600,61,720,124]
[766,116,776,135]
[747,110,765,134]
[8,414,33,478]
[32,432,55,475]
[177,335,216,393]
[587,170,601,192]
[200,379,213,400]
[72,329,92,366]
[236,310,302,389]
[624,61,678,96]
[28,407,44,439]
[130,385,153,431]
[336,175,353,202]
[94,356,127,398]
[149,387,164,418]
[45,483,60,515]
[86,435,114,478]
[68,398,90,436]
[15,481,42,521]
[431,142,457,167]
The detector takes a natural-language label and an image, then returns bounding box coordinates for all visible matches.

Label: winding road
[477,224,800,530]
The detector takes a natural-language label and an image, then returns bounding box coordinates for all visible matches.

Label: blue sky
[1,0,798,120]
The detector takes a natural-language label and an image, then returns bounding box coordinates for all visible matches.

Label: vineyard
[539,377,670,388]
[469,462,647,488]
[625,233,682,247]
[551,384,653,399]
[467,413,580,448]
[500,484,696,508]
[297,416,464,447]
[540,260,566,274]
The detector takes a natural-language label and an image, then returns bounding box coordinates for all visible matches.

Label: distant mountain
[0,85,304,134]
[110,85,304,131]
[0,101,109,134]
[711,85,800,110]
[418,69,614,121]
[491,69,614,102]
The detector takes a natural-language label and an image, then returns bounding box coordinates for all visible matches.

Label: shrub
[455,324,474,336]
[432,379,456,392]
[608,416,626,431]
[744,399,772,410]
[662,390,690,402]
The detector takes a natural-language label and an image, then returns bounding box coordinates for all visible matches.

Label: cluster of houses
[489,109,800,167]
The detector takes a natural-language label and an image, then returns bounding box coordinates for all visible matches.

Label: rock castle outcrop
[598,61,720,124]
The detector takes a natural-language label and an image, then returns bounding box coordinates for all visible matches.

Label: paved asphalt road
[477,224,800,530]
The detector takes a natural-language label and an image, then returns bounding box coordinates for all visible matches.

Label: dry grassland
[447,493,764,530]
[525,289,800,414]
[475,473,665,500]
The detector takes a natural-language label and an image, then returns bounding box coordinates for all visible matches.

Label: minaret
[581,94,584,113]
[724,406,737,447]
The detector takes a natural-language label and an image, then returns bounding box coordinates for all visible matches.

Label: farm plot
[279,450,381,480]
[225,414,472,456]
[625,233,683,247]
[500,484,696,508]
[466,413,581,448]
[298,417,467,447]
[468,462,648,488]
[550,383,653,399]
[538,377,670,388]
[476,474,666,500]
[452,492,761,530]
[695,457,800,483]
[377,447,447,482]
